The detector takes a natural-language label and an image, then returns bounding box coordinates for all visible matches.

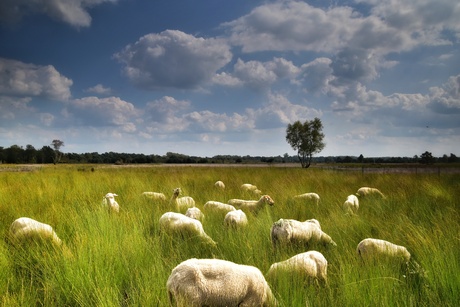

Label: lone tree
[51,139,64,165]
[286,118,325,168]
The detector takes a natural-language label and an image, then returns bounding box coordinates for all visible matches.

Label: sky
[0,0,459,158]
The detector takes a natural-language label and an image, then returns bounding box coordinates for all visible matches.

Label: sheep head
[260,195,275,206]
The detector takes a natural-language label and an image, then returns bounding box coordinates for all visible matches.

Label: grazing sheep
[159,212,216,247]
[343,194,359,214]
[241,183,262,195]
[142,191,166,201]
[294,192,320,206]
[103,193,119,213]
[167,258,277,307]
[267,251,328,286]
[203,201,236,215]
[185,207,204,222]
[9,217,63,247]
[357,238,411,264]
[170,188,196,213]
[271,218,337,249]
[356,187,386,198]
[224,209,248,228]
[228,195,275,214]
[214,180,225,189]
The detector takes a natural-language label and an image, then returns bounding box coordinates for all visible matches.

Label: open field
[0,164,459,306]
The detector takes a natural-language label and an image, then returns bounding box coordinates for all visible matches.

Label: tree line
[0,143,458,165]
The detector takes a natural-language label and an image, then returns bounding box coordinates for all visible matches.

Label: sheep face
[261,195,275,206]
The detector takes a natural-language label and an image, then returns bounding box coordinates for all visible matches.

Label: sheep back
[357,238,411,263]
[167,258,276,307]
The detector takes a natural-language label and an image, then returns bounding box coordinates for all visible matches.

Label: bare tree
[51,139,64,165]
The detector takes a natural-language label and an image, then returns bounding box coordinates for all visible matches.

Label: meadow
[0,164,459,306]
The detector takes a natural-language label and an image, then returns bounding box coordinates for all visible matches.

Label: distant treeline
[0,144,459,165]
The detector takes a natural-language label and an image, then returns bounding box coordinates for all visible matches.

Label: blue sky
[1,0,459,158]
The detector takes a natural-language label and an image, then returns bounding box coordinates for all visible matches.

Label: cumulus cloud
[217,57,299,90]
[247,92,320,129]
[68,96,139,132]
[0,0,118,28]
[0,58,72,100]
[428,74,460,113]
[114,30,233,90]
[224,0,459,54]
[85,84,112,95]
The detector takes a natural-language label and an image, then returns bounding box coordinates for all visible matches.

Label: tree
[419,151,434,165]
[285,118,325,168]
[51,139,64,164]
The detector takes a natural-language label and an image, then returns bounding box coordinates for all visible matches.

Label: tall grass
[0,164,459,306]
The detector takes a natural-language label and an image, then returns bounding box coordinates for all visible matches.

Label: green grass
[0,164,459,306]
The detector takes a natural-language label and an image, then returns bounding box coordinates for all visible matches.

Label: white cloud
[0,0,118,28]
[114,30,233,90]
[85,84,112,95]
[428,74,460,113]
[0,58,72,101]
[225,0,459,54]
[68,96,139,129]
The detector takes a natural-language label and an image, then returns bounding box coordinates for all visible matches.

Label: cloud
[428,74,460,114]
[224,0,460,54]
[114,30,233,90]
[67,96,139,132]
[0,0,118,28]
[223,1,358,53]
[0,58,72,101]
[247,92,320,129]
[85,84,112,95]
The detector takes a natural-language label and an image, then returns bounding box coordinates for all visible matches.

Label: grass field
[0,164,459,306]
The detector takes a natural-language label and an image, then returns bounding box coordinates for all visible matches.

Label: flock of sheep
[7,179,421,306]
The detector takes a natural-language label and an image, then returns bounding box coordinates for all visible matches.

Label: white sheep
[167,258,277,307]
[357,238,411,264]
[170,188,196,213]
[203,201,236,215]
[214,180,225,189]
[356,187,386,198]
[343,194,359,214]
[185,207,204,222]
[228,195,275,214]
[159,212,216,247]
[241,183,262,195]
[224,209,248,228]
[293,192,320,206]
[142,191,166,201]
[267,251,328,286]
[9,217,63,247]
[270,218,337,249]
[103,192,119,213]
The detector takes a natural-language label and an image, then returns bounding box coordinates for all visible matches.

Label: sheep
[159,212,216,247]
[214,180,225,189]
[357,238,411,264]
[203,200,236,215]
[142,191,166,201]
[228,195,274,214]
[293,192,320,206]
[224,209,248,228]
[356,187,386,198]
[267,251,328,286]
[343,194,359,214]
[185,207,204,222]
[9,217,63,247]
[241,183,262,195]
[270,218,337,249]
[170,188,196,213]
[166,258,277,307]
[9,217,73,257]
[103,192,119,213]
